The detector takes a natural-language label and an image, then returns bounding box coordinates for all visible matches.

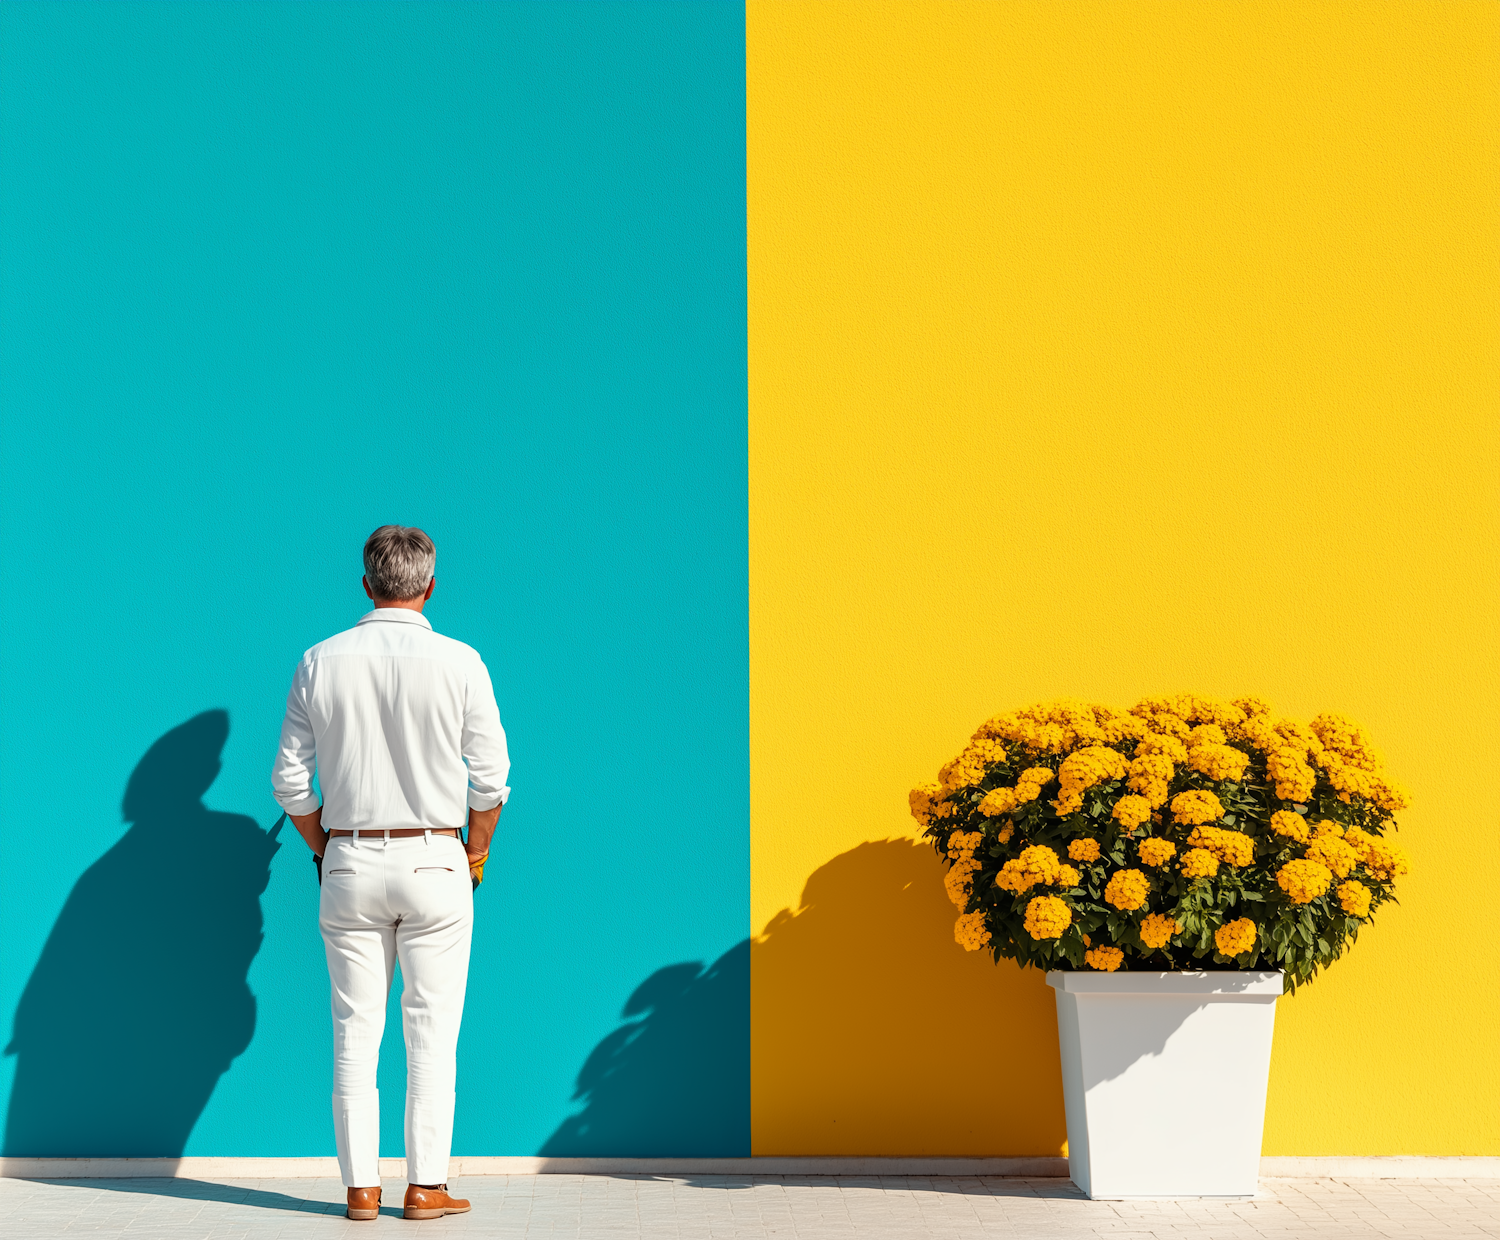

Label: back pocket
[414,867,454,874]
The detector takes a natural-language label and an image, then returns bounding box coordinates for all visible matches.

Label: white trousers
[319,833,473,1188]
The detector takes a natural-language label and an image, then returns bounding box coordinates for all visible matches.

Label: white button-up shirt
[271,608,510,832]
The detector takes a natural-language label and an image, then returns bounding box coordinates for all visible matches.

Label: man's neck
[371,597,427,614]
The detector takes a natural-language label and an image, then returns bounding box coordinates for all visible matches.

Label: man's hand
[289,808,329,857]
[466,803,502,888]
[467,852,488,888]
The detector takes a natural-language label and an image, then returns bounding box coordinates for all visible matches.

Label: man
[272,525,509,1222]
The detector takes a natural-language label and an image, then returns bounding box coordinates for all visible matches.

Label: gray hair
[363,525,435,600]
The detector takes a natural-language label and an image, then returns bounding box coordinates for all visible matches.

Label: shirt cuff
[468,785,510,811]
[274,791,322,817]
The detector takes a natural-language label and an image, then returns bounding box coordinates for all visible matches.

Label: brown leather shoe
[346,1186,381,1220]
[403,1183,471,1220]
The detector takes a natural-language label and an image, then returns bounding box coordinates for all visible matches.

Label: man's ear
[424,577,436,601]
[362,576,375,600]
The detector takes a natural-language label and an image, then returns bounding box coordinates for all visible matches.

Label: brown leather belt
[330,828,462,839]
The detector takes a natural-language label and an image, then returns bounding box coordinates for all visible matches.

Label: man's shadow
[4,710,281,1157]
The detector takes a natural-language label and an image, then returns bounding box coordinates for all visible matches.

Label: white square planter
[1047,970,1283,1199]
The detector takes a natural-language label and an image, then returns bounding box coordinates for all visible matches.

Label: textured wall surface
[748,0,1498,1156]
[0,0,747,1158]
[1,0,1494,1162]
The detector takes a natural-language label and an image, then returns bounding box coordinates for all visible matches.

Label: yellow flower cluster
[946,830,983,860]
[1310,713,1377,765]
[1054,746,1128,815]
[944,859,979,910]
[995,844,1065,893]
[1134,694,1248,731]
[1265,747,1318,801]
[1186,825,1253,867]
[1215,918,1258,957]
[939,737,1008,790]
[1231,695,1274,720]
[1311,713,1411,813]
[1362,838,1411,880]
[1277,858,1333,904]
[1100,714,1152,746]
[1270,810,1309,842]
[1170,790,1224,826]
[1024,894,1073,939]
[908,782,950,827]
[920,694,1410,979]
[1068,838,1101,862]
[1139,912,1179,949]
[977,788,1013,817]
[1321,759,1376,801]
[1305,834,1358,878]
[1137,731,1189,761]
[1104,868,1150,910]
[1189,744,1250,782]
[954,911,992,951]
[1242,714,1320,801]
[978,766,1054,817]
[973,700,1146,756]
[1137,837,1177,868]
[1186,724,1251,783]
[1337,879,1372,918]
[1374,778,1412,815]
[1294,820,1411,883]
[1125,751,1176,808]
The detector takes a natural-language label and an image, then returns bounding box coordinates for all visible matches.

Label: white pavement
[1,1174,1497,1239]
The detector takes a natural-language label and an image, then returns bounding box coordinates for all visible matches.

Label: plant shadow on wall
[4,711,280,1157]
[540,942,750,1157]
[751,839,1067,1156]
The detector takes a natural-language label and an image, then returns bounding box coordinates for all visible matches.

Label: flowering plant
[910,696,1410,990]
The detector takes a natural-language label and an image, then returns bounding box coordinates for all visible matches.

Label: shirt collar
[356,608,433,630]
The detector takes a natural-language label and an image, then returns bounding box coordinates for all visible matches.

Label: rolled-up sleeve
[462,661,511,810]
[271,663,322,816]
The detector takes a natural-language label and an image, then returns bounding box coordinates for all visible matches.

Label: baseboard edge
[1259,1156,1500,1179]
[2,1154,1494,1180]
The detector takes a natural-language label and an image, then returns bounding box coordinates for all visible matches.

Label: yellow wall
[749,0,1498,1156]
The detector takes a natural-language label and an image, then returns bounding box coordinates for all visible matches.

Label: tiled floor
[1,1174,1497,1239]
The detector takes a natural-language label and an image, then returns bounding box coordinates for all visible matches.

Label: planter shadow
[750,839,1066,1156]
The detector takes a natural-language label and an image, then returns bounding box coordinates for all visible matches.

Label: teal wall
[0,1,747,1157]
